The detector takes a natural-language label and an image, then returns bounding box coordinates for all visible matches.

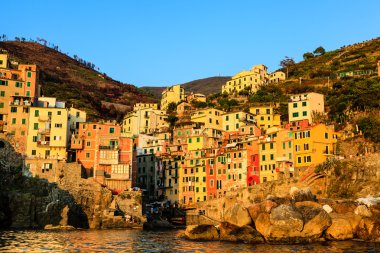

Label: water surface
[0,229,378,252]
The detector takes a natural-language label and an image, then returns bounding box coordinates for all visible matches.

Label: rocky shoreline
[185,187,380,244]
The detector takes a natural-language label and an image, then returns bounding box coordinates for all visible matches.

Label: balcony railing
[38,129,51,135]
[99,145,118,150]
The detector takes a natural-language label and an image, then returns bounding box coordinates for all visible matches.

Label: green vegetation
[356,115,380,143]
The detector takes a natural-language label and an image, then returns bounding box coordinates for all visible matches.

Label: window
[87,132,91,137]
[302,111,307,116]
[302,101,307,107]
[11,118,16,124]
[226,125,229,131]
[26,91,30,96]
[27,81,31,87]
[295,145,300,151]
[196,137,200,142]
[262,144,265,150]
[10,107,17,113]
[235,123,239,129]
[292,112,299,117]
[55,123,63,128]
[32,150,36,155]
[32,136,37,142]
[86,141,91,147]
[293,103,298,108]
[262,155,266,161]
[235,114,239,119]
[86,153,90,158]
[225,116,229,121]
[177,131,181,136]
[188,138,192,143]
[27,72,32,78]
[34,110,39,117]
[57,111,61,115]
[34,123,38,130]
[21,118,26,125]
[110,127,115,134]
[282,143,285,149]
[270,143,274,149]
[325,133,328,139]
[0,91,4,97]
[297,157,301,163]
[288,141,291,148]
[270,154,274,160]
[304,143,309,150]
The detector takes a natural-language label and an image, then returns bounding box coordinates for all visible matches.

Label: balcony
[99,150,119,165]
[37,140,50,147]
[38,129,51,135]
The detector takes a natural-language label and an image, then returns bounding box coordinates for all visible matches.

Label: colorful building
[288,92,324,124]
[0,55,38,128]
[160,84,185,111]
[250,104,281,131]
[71,122,133,192]
[222,64,269,94]
[222,111,255,132]
[268,71,286,83]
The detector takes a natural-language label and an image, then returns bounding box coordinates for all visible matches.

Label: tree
[280,56,295,78]
[313,46,326,56]
[303,52,314,60]
[167,102,177,113]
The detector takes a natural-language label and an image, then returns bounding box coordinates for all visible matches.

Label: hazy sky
[3,1,379,87]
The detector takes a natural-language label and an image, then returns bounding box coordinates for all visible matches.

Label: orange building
[0,54,38,128]
[71,122,133,192]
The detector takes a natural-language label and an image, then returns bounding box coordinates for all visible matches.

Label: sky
[3,0,380,87]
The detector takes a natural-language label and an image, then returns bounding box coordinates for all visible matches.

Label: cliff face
[0,139,143,229]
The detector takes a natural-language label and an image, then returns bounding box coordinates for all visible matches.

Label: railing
[37,140,50,146]
[99,145,119,150]
[38,129,51,134]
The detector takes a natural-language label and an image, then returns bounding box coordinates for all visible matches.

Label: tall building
[25,98,86,174]
[0,54,38,128]
[222,111,256,132]
[122,105,167,137]
[160,85,185,111]
[221,64,266,94]
[71,122,133,192]
[288,92,325,124]
[250,104,281,131]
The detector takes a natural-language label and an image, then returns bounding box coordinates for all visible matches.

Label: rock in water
[185,225,219,241]
[325,218,353,240]
[219,222,264,243]
[269,205,303,232]
[223,203,252,226]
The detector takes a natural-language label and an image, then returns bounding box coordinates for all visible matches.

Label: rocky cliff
[0,139,144,229]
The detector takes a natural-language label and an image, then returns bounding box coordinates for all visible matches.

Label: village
[0,53,352,209]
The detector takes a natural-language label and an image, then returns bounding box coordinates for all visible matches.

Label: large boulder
[219,222,264,243]
[325,218,353,240]
[247,203,262,221]
[332,200,357,214]
[256,205,331,243]
[185,225,219,241]
[223,203,252,226]
[356,217,380,242]
[270,205,303,232]
[354,205,373,217]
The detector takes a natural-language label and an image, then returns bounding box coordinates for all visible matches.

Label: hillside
[142,76,231,99]
[280,37,380,83]
[0,41,158,120]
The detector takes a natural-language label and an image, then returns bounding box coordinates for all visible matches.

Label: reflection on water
[0,229,379,253]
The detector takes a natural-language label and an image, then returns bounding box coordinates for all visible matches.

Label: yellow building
[288,92,325,123]
[0,54,8,68]
[258,135,277,183]
[222,111,255,132]
[186,93,206,103]
[293,124,337,169]
[122,107,167,137]
[222,64,269,94]
[25,98,86,173]
[187,135,206,151]
[268,71,286,84]
[191,108,223,131]
[250,104,281,131]
[161,84,185,111]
